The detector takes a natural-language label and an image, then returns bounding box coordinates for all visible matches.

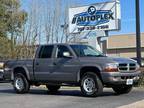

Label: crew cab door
[51,45,80,82]
[34,45,55,81]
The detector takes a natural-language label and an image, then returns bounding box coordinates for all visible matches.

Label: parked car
[4,44,141,97]
[131,58,144,67]
[0,61,4,80]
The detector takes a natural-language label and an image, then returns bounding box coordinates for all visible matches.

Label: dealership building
[106,33,144,58]
[78,32,144,59]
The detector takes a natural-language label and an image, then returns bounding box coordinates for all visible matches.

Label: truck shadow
[0,88,119,97]
[46,90,117,97]
[0,88,144,108]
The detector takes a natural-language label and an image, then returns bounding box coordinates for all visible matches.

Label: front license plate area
[126,79,133,85]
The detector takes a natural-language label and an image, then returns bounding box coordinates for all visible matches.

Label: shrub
[138,68,144,87]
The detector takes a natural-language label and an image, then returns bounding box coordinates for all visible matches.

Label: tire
[112,85,133,94]
[13,73,30,94]
[46,85,61,92]
[80,72,103,97]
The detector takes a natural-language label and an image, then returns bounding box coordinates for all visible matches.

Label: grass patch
[138,68,144,87]
[138,75,144,86]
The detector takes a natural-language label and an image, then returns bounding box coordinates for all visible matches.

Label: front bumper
[101,71,141,86]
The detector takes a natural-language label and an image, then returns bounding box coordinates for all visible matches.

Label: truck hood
[111,57,136,64]
[79,56,137,64]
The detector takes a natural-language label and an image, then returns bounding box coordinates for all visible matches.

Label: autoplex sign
[69,1,121,33]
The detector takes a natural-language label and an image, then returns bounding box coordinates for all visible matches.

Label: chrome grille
[118,63,136,72]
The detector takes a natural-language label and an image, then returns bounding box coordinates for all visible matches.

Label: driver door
[51,45,80,82]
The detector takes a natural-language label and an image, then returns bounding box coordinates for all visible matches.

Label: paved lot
[0,83,144,108]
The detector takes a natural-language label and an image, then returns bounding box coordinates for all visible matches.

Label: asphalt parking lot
[0,83,144,108]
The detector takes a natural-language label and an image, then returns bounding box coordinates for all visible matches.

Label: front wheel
[13,73,30,94]
[80,72,103,97]
[112,85,133,94]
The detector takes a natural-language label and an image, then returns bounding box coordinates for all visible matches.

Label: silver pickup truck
[3,44,141,97]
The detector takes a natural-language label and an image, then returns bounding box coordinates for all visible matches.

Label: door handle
[53,62,57,65]
[36,63,39,65]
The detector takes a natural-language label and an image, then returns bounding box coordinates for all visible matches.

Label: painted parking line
[118,100,144,108]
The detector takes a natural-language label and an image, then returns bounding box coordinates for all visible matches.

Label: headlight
[141,62,144,67]
[136,63,140,71]
[104,63,118,72]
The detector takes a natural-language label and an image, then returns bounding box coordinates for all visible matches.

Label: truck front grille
[118,63,136,72]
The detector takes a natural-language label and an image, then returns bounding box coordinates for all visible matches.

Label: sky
[21,0,144,35]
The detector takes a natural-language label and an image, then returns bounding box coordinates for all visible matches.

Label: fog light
[133,76,140,80]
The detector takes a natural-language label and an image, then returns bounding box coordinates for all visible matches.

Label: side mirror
[63,52,72,58]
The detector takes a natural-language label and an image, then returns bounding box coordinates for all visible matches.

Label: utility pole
[61,23,69,43]
[135,0,141,66]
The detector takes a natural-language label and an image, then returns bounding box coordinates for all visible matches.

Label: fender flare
[11,66,30,81]
[77,65,102,82]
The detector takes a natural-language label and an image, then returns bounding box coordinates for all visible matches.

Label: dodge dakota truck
[3,44,141,97]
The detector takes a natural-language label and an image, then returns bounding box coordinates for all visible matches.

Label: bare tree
[15,0,43,59]
[14,0,74,59]
[43,0,71,44]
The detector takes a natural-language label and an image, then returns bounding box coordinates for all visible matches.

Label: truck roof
[39,43,84,46]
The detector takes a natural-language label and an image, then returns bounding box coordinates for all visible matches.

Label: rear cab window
[38,45,54,58]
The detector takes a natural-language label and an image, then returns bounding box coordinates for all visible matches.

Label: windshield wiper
[85,54,105,57]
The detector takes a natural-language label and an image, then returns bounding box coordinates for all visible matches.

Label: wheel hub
[15,78,24,90]
[83,78,95,93]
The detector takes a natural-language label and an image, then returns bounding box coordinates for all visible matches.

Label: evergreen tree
[0,0,27,59]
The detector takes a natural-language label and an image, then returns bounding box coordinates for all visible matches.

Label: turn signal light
[104,63,119,72]
[104,68,118,72]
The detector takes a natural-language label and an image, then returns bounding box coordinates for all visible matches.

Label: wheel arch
[12,66,30,81]
[78,66,103,83]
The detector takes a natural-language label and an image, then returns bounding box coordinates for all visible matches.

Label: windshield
[70,45,104,57]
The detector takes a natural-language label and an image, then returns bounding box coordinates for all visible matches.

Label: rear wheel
[13,73,30,94]
[112,85,133,94]
[80,72,103,97]
[46,85,61,92]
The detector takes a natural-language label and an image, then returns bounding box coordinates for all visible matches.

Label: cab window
[38,45,54,58]
[56,45,72,58]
